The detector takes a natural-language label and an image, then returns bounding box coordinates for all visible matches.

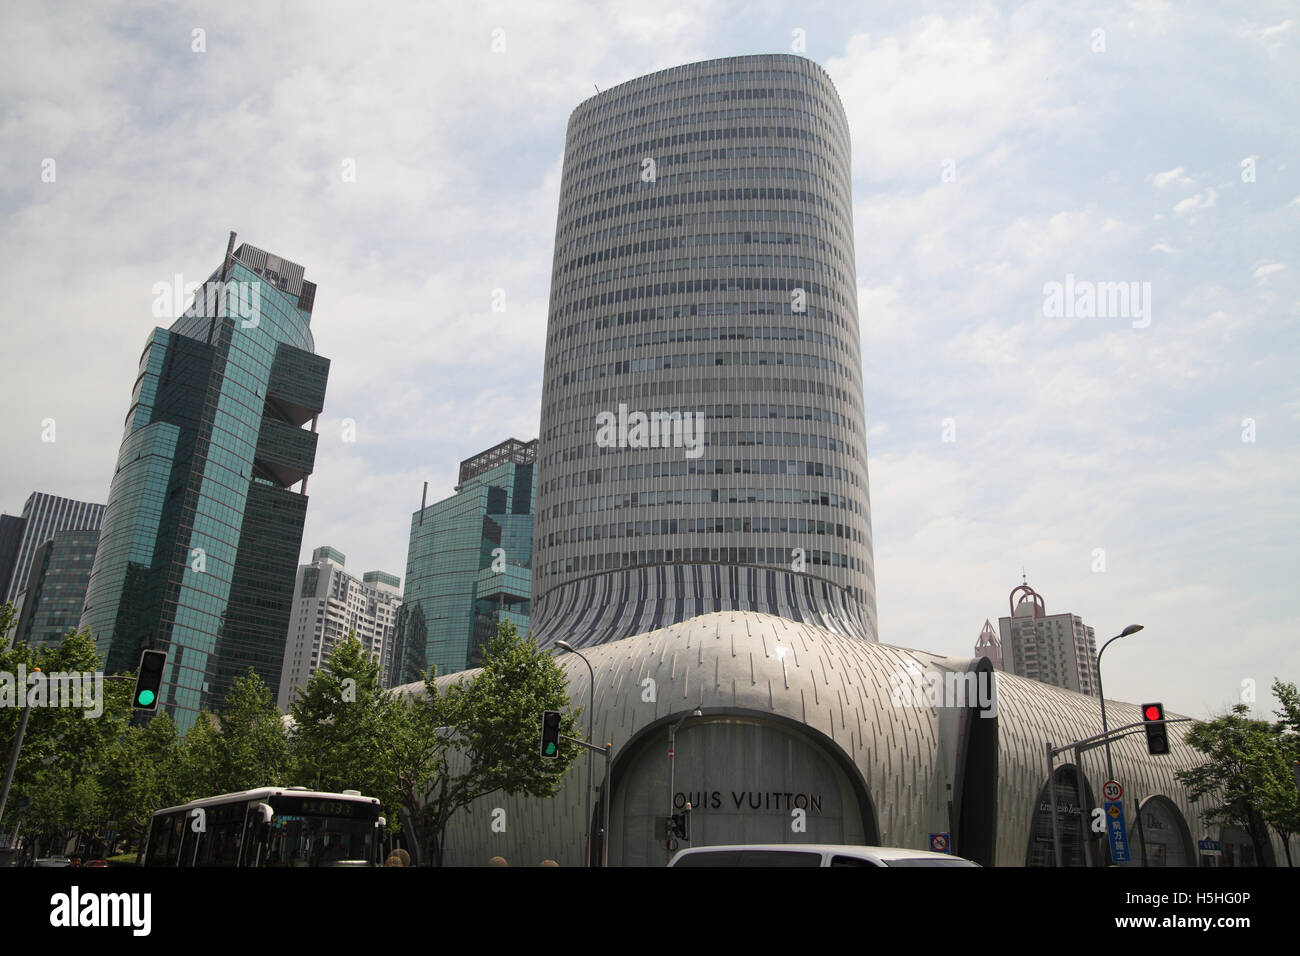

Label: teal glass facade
[11,530,100,647]
[393,439,536,681]
[80,242,328,731]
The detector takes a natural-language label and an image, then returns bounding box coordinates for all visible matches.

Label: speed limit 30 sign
[1102,779,1123,802]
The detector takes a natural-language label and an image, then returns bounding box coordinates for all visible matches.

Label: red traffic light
[1143,704,1163,721]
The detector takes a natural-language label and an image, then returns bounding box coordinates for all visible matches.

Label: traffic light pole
[560,734,614,867]
[1043,717,1191,867]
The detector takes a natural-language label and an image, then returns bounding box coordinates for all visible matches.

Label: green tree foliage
[288,630,399,813]
[1263,680,1300,865]
[99,711,184,861]
[1176,700,1291,866]
[179,669,290,798]
[0,619,132,852]
[393,620,579,866]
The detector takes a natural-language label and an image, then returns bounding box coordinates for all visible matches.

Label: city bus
[144,787,386,867]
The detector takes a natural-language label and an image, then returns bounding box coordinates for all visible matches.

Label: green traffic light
[137,689,156,706]
[544,742,556,755]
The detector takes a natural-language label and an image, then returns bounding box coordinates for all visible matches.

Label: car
[667,844,982,867]
[32,856,72,867]
[85,859,108,867]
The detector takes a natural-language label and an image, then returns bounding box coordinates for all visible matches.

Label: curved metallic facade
[532,55,876,648]
[404,611,1282,867]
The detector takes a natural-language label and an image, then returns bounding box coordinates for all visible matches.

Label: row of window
[555,274,851,322]
[565,125,850,205]
[561,228,848,278]
[565,167,848,234]
[539,454,863,491]
[552,349,856,391]
[558,184,851,247]
[541,546,863,578]
[549,325,853,373]
[565,144,843,204]
[547,485,862,518]
[550,514,864,547]
[562,207,848,261]
[547,402,856,441]
[572,64,838,138]
[572,96,844,170]
[558,251,849,300]
[542,376,864,449]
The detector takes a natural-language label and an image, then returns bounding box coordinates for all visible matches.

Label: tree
[398,620,579,866]
[1176,704,1281,866]
[1264,680,1300,865]
[178,669,289,798]
[99,711,184,862]
[0,622,131,854]
[288,631,400,813]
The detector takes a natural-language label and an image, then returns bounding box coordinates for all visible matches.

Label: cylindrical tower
[531,54,875,648]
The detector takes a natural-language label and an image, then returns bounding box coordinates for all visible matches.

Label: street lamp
[666,708,703,859]
[555,640,594,867]
[1097,624,1144,784]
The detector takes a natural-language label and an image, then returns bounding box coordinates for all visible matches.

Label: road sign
[1102,779,1123,801]
[1105,800,1130,863]
[1198,838,1222,856]
[929,832,950,854]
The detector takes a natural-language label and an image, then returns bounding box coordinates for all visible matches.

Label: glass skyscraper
[80,238,329,730]
[531,54,876,648]
[393,438,536,682]
[10,529,99,647]
[1,492,105,604]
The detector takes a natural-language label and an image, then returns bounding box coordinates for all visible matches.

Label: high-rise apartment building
[277,547,401,710]
[80,237,329,730]
[1,493,105,604]
[10,530,100,647]
[997,583,1099,695]
[530,54,876,648]
[393,438,535,682]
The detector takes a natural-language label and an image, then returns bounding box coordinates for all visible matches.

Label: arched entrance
[607,711,877,866]
[1026,764,1104,866]
[1129,795,1196,866]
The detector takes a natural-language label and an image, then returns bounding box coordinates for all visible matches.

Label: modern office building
[0,515,26,605]
[80,236,329,731]
[10,530,100,647]
[277,547,401,710]
[1,493,105,604]
[531,54,876,650]
[392,438,536,683]
[997,583,1099,695]
[400,610,1278,867]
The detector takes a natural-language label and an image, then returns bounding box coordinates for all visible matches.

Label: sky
[0,0,1295,721]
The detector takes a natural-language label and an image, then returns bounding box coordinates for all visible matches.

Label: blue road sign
[1105,800,1130,863]
[929,832,951,854]
[1198,839,1222,854]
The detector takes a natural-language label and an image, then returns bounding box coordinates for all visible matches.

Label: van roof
[671,844,964,860]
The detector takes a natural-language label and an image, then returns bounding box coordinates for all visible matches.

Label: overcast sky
[1,1,1295,720]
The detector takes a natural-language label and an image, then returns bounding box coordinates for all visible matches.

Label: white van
[668,844,981,867]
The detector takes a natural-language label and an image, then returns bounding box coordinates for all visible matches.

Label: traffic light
[1141,702,1169,755]
[540,710,561,758]
[133,650,167,711]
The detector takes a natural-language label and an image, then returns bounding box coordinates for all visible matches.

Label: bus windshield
[263,796,379,867]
